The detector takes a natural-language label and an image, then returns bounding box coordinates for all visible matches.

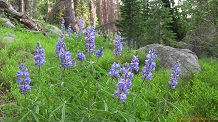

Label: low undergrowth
[0,26,217,121]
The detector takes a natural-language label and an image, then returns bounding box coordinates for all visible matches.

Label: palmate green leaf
[49,103,64,120]
[61,101,66,122]
[30,110,40,122]
[18,111,30,122]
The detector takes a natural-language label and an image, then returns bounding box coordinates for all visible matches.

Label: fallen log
[0,0,46,35]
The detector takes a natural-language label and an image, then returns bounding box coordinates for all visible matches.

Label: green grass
[0,26,218,121]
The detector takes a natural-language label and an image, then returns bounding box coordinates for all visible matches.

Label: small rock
[1,17,15,28]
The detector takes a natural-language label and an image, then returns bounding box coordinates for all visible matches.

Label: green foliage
[0,27,218,121]
[116,0,176,48]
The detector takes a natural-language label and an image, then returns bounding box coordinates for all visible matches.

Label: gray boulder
[1,17,15,28]
[137,44,201,75]
[2,34,16,43]
[46,25,62,35]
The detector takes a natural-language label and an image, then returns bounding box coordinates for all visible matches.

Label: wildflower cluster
[78,18,84,34]
[129,56,139,72]
[16,63,31,94]
[142,48,157,80]
[34,42,45,66]
[96,47,104,58]
[168,61,181,89]
[59,51,75,68]
[56,38,66,55]
[56,38,75,68]
[61,18,65,34]
[77,50,86,61]
[85,22,96,54]
[112,63,134,102]
[113,34,123,56]
[68,24,72,37]
[108,62,121,78]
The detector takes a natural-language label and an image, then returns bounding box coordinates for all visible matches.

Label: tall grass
[0,26,217,121]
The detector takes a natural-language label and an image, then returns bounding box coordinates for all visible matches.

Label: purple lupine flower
[85,22,96,54]
[113,34,123,56]
[77,51,86,61]
[16,63,31,94]
[78,18,84,34]
[168,61,181,89]
[129,56,139,72]
[34,42,46,66]
[113,63,134,102]
[108,62,121,78]
[96,47,104,58]
[59,51,74,68]
[68,24,72,37]
[61,18,65,34]
[142,48,157,80]
[56,38,66,55]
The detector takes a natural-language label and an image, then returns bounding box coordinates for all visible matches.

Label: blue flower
[56,38,66,55]
[16,63,31,94]
[68,24,72,37]
[113,63,134,102]
[77,51,86,61]
[168,61,181,89]
[113,33,123,56]
[61,18,65,34]
[96,47,104,58]
[59,51,74,68]
[129,56,139,72]
[109,62,121,78]
[142,48,157,80]
[34,42,45,66]
[78,18,84,34]
[85,22,96,54]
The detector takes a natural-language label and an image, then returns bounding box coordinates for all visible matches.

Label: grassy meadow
[0,26,218,121]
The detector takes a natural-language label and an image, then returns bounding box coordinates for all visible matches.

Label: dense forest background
[1,0,218,56]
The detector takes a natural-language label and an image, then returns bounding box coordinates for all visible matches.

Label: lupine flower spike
[85,21,96,54]
[168,61,181,89]
[142,48,157,80]
[56,38,66,55]
[96,47,104,58]
[68,24,72,37]
[16,63,31,94]
[59,51,73,68]
[78,18,84,34]
[113,32,123,56]
[34,42,45,66]
[108,62,121,78]
[129,56,139,72]
[61,18,65,34]
[77,50,86,61]
[113,63,134,102]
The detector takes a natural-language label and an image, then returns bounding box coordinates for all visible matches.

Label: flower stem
[131,79,146,112]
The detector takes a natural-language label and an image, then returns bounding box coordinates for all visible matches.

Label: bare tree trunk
[45,0,51,21]
[97,0,103,26]
[46,0,66,23]
[19,0,24,14]
[103,0,109,34]
[24,0,29,14]
[89,0,96,26]
[64,0,76,30]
